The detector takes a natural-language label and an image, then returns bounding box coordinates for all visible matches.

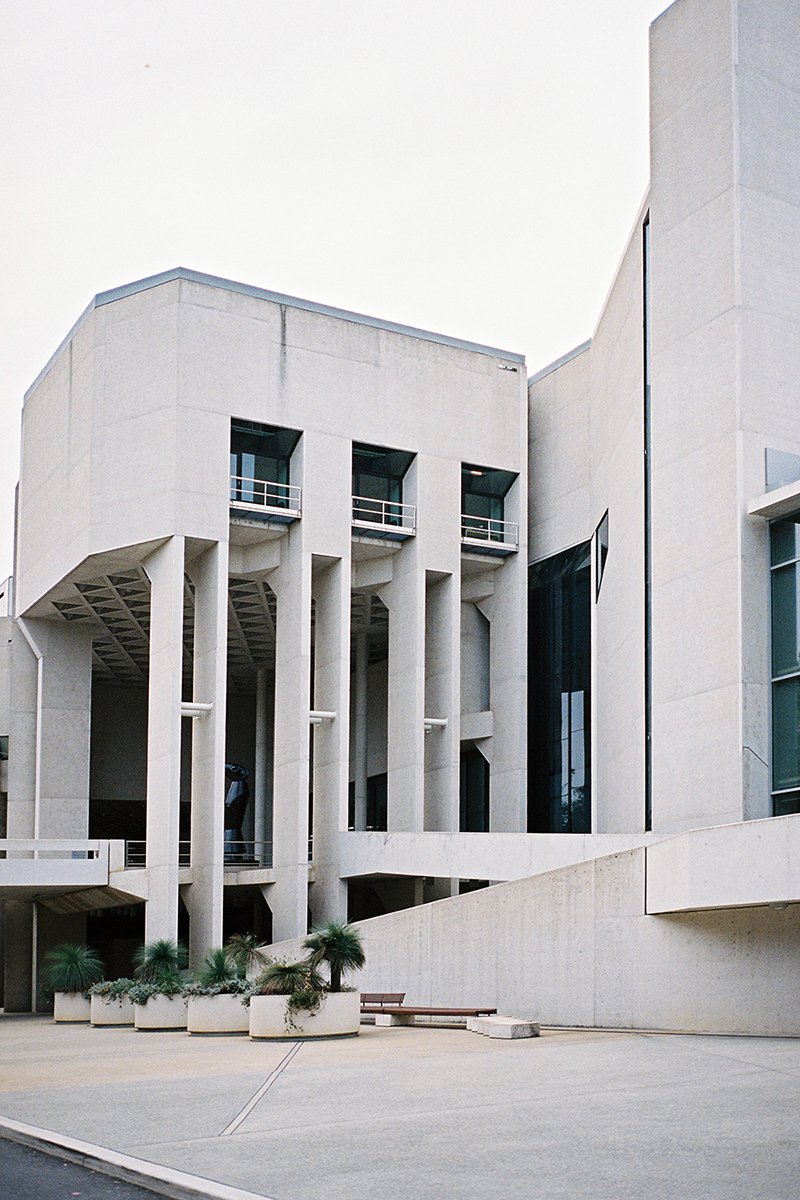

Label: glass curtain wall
[771,516,800,815]
[528,543,591,833]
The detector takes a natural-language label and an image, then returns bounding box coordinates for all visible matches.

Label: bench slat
[361,1005,497,1016]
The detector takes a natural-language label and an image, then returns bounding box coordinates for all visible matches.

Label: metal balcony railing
[352,496,416,536]
[123,840,274,869]
[124,840,190,869]
[230,476,302,518]
[460,514,519,552]
[224,840,273,867]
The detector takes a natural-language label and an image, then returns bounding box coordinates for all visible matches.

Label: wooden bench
[360,992,406,1011]
[361,993,497,1027]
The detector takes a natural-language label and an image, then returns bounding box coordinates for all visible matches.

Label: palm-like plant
[41,944,104,996]
[133,938,188,985]
[195,947,240,988]
[256,960,325,996]
[225,933,270,978]
[303,921,365,993]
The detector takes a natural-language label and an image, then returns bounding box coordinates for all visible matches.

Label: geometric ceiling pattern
[50,569,389,690]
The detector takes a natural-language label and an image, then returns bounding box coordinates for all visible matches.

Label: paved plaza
[0,1015,798,1200]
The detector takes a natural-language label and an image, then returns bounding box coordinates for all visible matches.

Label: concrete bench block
[468,1016,540,1039]
[375,1012,416,1027]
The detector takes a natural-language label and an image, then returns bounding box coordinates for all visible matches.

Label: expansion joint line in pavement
[220,1041,303,1136]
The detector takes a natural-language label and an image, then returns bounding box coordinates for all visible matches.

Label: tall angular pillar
[310,556,350,924]
[353,631,369,830]
[187,540,229,965]
[270,537,312,941]
[479,481,527,832]
[143,536,185,943]
[379,552,426,832]
[254,667,274,858]
[424,572,460,831]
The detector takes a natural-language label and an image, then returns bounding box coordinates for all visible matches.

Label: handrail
[124,840,191,868]
[224,840,273,867]
[123,840,274,869]
[461,513,519,547]
[230,475,302,513]
[352,495,416,532]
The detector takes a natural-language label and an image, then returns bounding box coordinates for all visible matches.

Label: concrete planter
[90,994,134,1026]
[134,994,188,1031]
[53,992,91,1022]
[249,991,360,1040]
[187,993,249,1034]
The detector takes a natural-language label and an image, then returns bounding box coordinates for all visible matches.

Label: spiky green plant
[41,944,104,996]
[225,933,270,978]
[303,921,365,993]
[133,938,188,984]
[196,947,240,988]
[255,960,325,996]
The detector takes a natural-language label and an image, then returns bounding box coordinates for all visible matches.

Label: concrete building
[2,0,800,1031]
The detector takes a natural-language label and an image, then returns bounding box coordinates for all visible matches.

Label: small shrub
[255,960,325,996]
[194,947,240,989]
[133,939,188,984]
[303,921,365,992]
[88,978,135,1004]
[129,978,184,1006]
[41,944,104,998]
[225,933,271,978]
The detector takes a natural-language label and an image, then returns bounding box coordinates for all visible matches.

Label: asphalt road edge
[0,1115,275,1200]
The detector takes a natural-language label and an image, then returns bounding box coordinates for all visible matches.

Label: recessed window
[230,419,301,509]
[461,464,517,546]
[352,443,414,529]
[460,746,489,832]
[770,515,800,815]
[528,543,591,833]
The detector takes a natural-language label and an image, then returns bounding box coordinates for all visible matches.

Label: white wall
[529,214,648,836]
[274,837,800,1036]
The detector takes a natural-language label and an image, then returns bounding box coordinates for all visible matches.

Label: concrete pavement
[1,1016,799,1200]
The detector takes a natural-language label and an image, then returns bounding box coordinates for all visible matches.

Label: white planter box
[134,994,188,1031]
[187,993,249,1034]
[53,992,91,1022]
[249,991,360,1040]
[90,994,134,1026]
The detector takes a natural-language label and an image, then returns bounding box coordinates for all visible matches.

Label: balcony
[352,496,416,540]
[230,476,302,523]
[461,514,519,556]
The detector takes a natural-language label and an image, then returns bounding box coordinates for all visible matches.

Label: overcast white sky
[0,0,668,584]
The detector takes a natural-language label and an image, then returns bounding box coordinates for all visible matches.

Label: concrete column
[187,539,229,965]
[254,668,271,858]
[310,556,350,925]
[6,628,38,840]
[379,552,426,833]
[353,631,369,830]
[143,536,185,943]
[270,537,312,941]
[34,620,94,838]
[424,572,461,831]
[478,482,527,832]
[2,900,33,1013]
